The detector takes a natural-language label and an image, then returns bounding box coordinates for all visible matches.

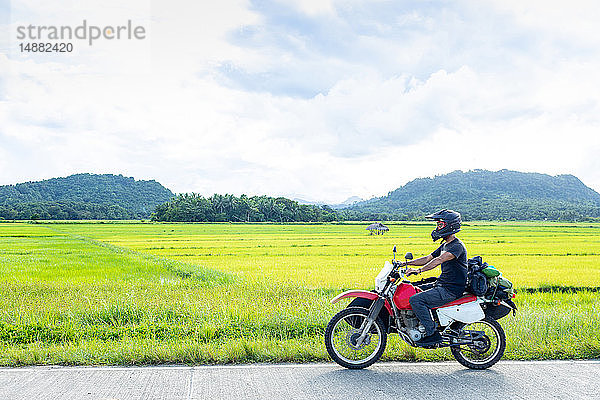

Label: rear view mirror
[405,252,413,260]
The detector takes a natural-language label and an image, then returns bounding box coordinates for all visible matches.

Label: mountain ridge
[0,173,174,219]
[346,169,600,221]
[1,170,599,221]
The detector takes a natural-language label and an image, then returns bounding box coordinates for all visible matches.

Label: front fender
[331,290,393,316]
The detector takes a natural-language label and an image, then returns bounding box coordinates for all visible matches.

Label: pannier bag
[466,256,514,299]
[466,256,488,296]
[487,275,514,300]
[470,272,488,296]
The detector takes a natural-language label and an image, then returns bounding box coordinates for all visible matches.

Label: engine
[398,310,426,341]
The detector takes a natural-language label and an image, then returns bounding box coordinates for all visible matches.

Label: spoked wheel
[324,307,387,369]
[450,317,506,369]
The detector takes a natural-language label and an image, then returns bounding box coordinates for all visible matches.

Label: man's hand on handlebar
[405,267,421,276]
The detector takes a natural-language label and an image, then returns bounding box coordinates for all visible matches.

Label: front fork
[355,297,385,347]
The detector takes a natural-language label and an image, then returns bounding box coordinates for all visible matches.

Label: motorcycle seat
[432,294,477,309]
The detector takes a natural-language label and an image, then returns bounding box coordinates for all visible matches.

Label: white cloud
[1,0,600,203]
[487,0,600,47]
[273,0,336,16]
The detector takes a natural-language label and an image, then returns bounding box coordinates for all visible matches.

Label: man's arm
[406,251,455,276]
[404,254,433,267]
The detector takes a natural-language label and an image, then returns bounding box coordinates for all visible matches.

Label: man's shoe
[415,331,442,347]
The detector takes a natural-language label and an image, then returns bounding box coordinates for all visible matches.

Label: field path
[1,360,598,400]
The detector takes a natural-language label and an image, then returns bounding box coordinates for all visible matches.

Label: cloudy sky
[1,0,599,203]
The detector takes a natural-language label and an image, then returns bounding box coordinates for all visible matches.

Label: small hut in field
[366,222,389,235]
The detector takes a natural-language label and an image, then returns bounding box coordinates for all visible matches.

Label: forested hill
[347,170,600,221]
[2,170,599,221]
[0,174,174,220]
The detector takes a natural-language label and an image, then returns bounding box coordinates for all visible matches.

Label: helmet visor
[436,220,447,230]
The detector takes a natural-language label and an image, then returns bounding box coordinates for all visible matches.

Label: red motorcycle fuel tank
[393,283,417,309]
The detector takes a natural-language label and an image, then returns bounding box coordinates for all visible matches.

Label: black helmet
[426,209,461,241]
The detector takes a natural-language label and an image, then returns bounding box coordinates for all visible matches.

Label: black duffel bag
[466,256,488,296]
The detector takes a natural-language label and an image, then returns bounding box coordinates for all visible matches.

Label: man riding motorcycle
[403,209,468,346]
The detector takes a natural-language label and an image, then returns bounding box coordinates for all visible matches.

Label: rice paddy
[0,221,599,365]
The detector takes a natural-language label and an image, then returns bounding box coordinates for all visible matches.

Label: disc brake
[347,329,371,350]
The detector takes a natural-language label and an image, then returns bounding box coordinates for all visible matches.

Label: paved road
[1,360,598,400]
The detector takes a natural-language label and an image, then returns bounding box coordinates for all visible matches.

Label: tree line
[2,194,597,222]
[151,193,341,222]
[150,193,477,223]
[0,202,135,220]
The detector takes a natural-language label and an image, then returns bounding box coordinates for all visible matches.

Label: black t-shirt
[431,238,468,297]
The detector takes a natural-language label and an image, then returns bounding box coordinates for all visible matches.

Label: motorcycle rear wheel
[450,316,506,369]
[324,307,387,369]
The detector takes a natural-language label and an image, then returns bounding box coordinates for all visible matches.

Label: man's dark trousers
[409,286,458,336]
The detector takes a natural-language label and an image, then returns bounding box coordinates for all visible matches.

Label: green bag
[497,276,513,291]
[489,275,514,297]
[482,265,501,278]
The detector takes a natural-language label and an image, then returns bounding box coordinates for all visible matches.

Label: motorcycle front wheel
[324,307,387,369]
[450,316,506,369]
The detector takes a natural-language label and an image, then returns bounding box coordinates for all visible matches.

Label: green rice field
[0,221,599,366]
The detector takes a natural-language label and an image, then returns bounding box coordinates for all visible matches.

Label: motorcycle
[324,246,517,370]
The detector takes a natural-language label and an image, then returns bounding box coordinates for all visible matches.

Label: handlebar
[391,260,419,278]
[389,261,408,281]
